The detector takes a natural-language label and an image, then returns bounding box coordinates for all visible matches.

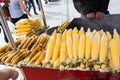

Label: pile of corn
[0,35,49,66]
[43,27,120,72]
[15,18,45,37]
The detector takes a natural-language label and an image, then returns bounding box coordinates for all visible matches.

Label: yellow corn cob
[28,51,43,64]
[62,30,67,41]
[16,25,31,29]
[91,32,100,61]
[78,34,86,59]
[56,33,62,39]
[51,39,61,64]
[16,28,31,33]
[72,27,79,60]
[15,19,29,25]
[110,39,120,70]
[99,34,108,63]
[99,29,104,37]
[35,52,46,65]
[79,27,84,35]
[60,41,67,63]
[53,57,60,68]
[22,38,32,49]
[106,31,112,41]
[52,30,57,39]
[0,45,9,53]
[85,28,93,60]
[44,37,56,62]
[66,29,73,60]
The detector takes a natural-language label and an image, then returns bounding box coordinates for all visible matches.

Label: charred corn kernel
[62,30,67,41]
[53,57,60,68]
[91,32,100,61]
[110,39,120,70]
[73,27,79,60]
[28,51,42,64]
[44,37,56,62]
[106,31,112,41]
[35,52,46,65]
[60,41,67,63]
[99,34,108,63]
[51,39,61,64]
[85,28,92,60]
[16,25,31,29]
[66,30,73,60]
[78,34,86,59]
[79,27,84,35]
[99,29,104,37]
[113,29,119,39]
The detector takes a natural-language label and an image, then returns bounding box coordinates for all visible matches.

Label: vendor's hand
[87,12,95,19]
[96,12,105,19]
[0,68,19,80]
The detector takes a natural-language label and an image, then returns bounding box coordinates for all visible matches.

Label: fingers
[87,12,96,19]
[96,12,105,19]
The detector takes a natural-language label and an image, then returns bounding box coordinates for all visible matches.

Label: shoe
[35,13,39,15]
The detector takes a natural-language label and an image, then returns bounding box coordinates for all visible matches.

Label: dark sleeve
[73,0,94,15]
[99,0,110,14]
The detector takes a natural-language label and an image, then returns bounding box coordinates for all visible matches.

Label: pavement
[0,0,120,80]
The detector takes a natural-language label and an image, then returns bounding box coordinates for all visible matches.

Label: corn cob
[16,28,31,33]
[92,29,97,35]
[35,52,46,65]
[99,34,108,63]
[28,51,43,64]
[53,57,60,68]
[16,24,31,29]
[44,36,56,62]
[106,31,112,41]
[62,30,67,41]
[99,29,104,37]
[51,39,61,64]
[110,39,120,70]
[66,29,73,60]
[91,32,100,61]
[113,29,119,39]
[17,38,28,49]
[72,27,79,61]
[85,28,93,60]
[22,38,32,49]
[16,32,28,36]
[79,27,84,35]
[1,52,10,62]
[60,41,67,63]
[56,33,62,39]
[78,34,86,59]
[0,44,8,53]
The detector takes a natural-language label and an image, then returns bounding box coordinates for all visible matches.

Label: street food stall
[0,0,120,80]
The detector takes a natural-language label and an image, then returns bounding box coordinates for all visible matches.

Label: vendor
[73,0,110,19]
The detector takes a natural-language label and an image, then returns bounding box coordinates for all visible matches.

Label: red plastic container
[21,66,120,80]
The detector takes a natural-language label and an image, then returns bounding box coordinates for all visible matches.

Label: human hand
[96,12,105,19]
[87,12,95,19]
[0,68,19,80]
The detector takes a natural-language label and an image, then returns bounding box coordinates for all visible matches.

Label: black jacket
[73,0,110,16]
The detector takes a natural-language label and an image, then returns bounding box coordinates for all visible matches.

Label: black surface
[66,14,120,34]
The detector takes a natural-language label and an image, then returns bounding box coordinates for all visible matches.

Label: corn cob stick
[44,37,56,62]
[78,34,86,60]
[66,29,73,61]
[110,39,120,70]
[35,52,46,65]
[79,27,84,35]
[60,41,67,63]
[28,51,43,64]
[73,27,79,61]
[99,34,108,63]
[51,39,61,64]
[53,57,60,68]
[91,32,100,61]
[85,28,93,60]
